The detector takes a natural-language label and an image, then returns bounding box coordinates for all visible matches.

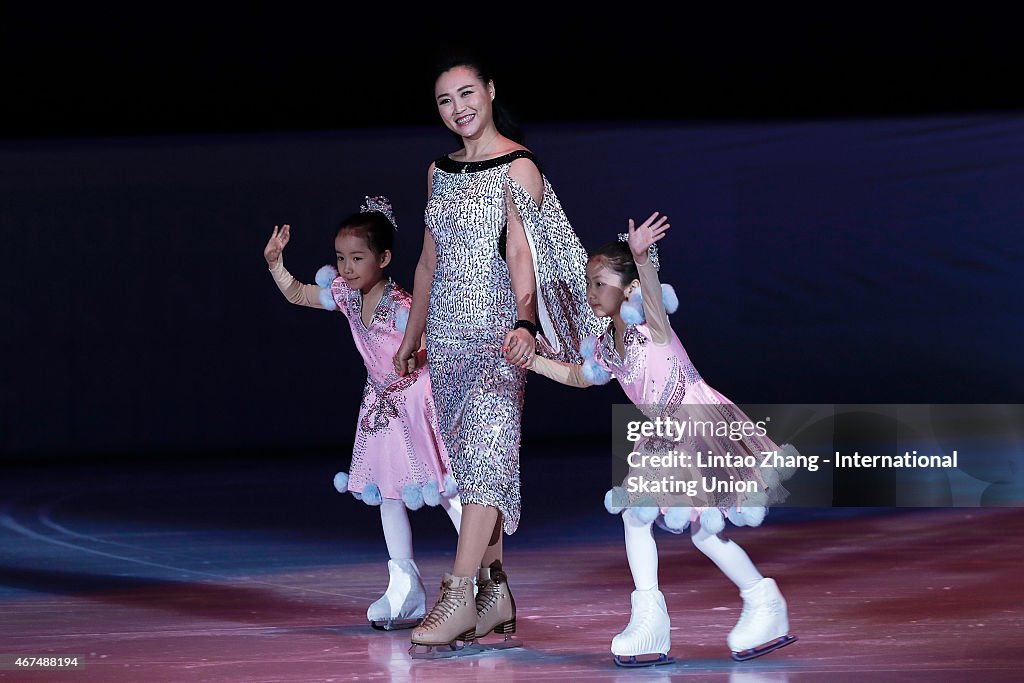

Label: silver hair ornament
[361,195,397,229]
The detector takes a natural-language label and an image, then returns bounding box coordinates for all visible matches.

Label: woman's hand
[264,224,291,265]
[626,212,669,265]
[503,327,536,368]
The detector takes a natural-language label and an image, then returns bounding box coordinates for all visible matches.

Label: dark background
[3,6,1022,138]
[3,5,1023,466]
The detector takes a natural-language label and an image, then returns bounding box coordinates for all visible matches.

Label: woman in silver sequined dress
[394,52,602,655]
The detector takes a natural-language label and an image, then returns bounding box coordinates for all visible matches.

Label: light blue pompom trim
[361,483,382,506]
[402,483,424,510]
[315,265,338,288]
[422,480,441,507]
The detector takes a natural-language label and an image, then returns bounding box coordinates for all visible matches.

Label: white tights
[379,496,463,560]
[622,511,763,592]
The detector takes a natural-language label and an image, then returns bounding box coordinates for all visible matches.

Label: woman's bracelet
[513,319,538,337]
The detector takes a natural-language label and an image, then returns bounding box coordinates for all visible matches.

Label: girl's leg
[623,509,659,590]
[689,520,762,591]
[690,518,792,657]
[368,499,425,629]
[440,495,463,533]
[381,498,414,560]
[612,511,672,664]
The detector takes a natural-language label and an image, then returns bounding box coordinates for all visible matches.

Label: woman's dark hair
[430,49,524,145]
[335,211,395,257]
[589,241,638,285]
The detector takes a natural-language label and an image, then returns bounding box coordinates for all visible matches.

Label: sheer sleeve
[268,258,323,308]
[637,259,671,346]
[529,355,593,388]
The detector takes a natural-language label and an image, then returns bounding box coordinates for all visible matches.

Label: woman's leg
[479,511,502,568]
[411,503,495,648]
[452,503,498,576]
[473,509,516,639]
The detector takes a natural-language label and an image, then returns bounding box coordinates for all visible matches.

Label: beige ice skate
[474,560,521,650]
[408,574,477,659]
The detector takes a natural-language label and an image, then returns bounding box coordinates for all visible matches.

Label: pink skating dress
[269,259,454,504]
[532,259,791,530]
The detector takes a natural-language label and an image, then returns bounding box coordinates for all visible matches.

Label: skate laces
[475,579,502,615]
[420,578,467,629]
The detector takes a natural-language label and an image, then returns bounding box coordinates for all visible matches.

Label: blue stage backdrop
[3,113,1023,461]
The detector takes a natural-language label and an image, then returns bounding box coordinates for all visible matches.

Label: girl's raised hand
[626,212,669,265]
[264,224,291,265]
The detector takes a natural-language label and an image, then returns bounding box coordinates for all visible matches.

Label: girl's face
[335,230,391,293]
[586,258,635,319]
[434,66,495,140]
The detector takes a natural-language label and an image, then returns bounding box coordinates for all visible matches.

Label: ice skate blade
[409,641,481,659]
[475,635,523,652]
[613,653,674,668]
[370,617,422,631]
[408,637,523,660]
[731,634,797,662]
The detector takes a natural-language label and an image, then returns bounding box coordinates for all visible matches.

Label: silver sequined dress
[426,151,604,534]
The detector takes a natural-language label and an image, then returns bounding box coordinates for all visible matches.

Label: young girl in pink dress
[527,212,797,667]
[263,196,461,631]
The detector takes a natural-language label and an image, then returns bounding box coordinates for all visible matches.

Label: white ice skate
[367,558,426,631]
[728,577,797,661]
[611,588,675,667]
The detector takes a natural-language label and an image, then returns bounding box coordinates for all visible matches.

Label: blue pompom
[619,291,645,325]
[315,265,338,288]
[333,471,349,494]
[762,465,782,488]
[604,486,629,514]
[350,491,363,501]
[739,505,767,527]
[395,306,409,333]
[661,284,678,314]
[582,359,613,385]
[726,506,748,527]
[663,505,692,532]
[422,480,441,507]
[442,473,459,498]
[580,335,599,360]
[402,483,424,510]
[743,491,769,508]
[361,483,382,506]
[318,287,338,311]
[700,507,726,534]
[629,496,660,524]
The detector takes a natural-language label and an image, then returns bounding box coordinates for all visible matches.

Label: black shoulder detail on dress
[434,149,541,175]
